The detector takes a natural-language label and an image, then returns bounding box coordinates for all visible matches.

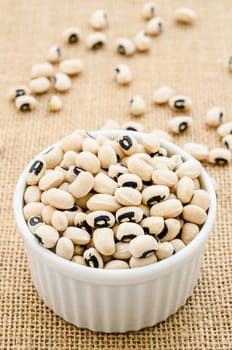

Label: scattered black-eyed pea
[228,56,232,72]
[15,95,37,111]
[93,228,115,256]
[127,154,153,182]
[63,226,90,245]
[121,121,144,132]
[116,222,144,242]
[117,173,142,191]
[51,210,68,231]
[170,239,185,252]
[156,242,175,260]
[217,122,232,137]
[222,134,232,152]
[59,59,83,76]
[31,62,54,79]
[115,38,136,56]
[24,185,41,204]
[176,160,202,179]
[104,260,129,269]
[116,206,144,224]
[115,64,132,85]
[38,170,64,191]
[46,188,75,209]
[60,133,83,152]
[146,17,163,36]
[176,176,195,204]
[8,86,31,101]
[152,86,174,105]
[113,242,132,260]
[208,148,231,165]
[182,204,207,225]
[142,185,169,206]
[53,72,72,92]
[62,27,80,44]
[169,95,192,112]
[56,237,74,260]
[86,32,107,50]
[87,194,121,212]
[174,7,196,24]
[89,9,108,30]
[128,235,159,258]
[129,96,146,116]
[157,218,181,242]
[205,107,224,127]
[100,119,120,130]
[48,95,63,112]
[83,247,103,268]
[74,212,92,233]
[183,143,209,161]
[168,116,193,134]
[93,173,118,195]
[42,205,56,225]
[47,45,61,63]
[98,145,117,169]
[117,133,138,155]
[26,158,46,185]
[29,77,50,94]
[115,187,142,206]
[190,189,210,211]
[134,31,151,52]
[71,255,86,266]
[76,151,100,174]
[152,169,178,187]
[142,2,156,20]
[181,222,200,245]
[82,137,99,154]
[108,164,129,180]
[150,199,183,218]
[42,146,63,169]
[68,171,94,198]
[141,216,164,235]
[129,254,157,268]
[27,216,44,233]
[86,211,115,228]
[34,224,59,248]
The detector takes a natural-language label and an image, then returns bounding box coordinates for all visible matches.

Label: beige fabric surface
[0,0,232,348]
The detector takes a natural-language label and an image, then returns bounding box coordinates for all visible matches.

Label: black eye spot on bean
[157,223,168,240]
[115,68,120,73]
[67,206,78,212]
[219,112,223,121]
[29,160,44,175]
[16,88,25,97]
[122,181,137,188]
[76,221,92,234]
[143,180,153,186]
[119,135,133,150]
[92,41,103,50]
[94,215,111,227]
[147,195,166,206]
[21,103,30,111]
[118,45,126,55]
[140,249,156,258]
[150,151,165,157]
[29,216,43,226]
[150,6,155,15]
[179,122,188,132]
[224,141,229,149]
[85,254,99,268]
[56,47,61,56]
[61,165,69,171]
[174,99,185,109]
[117,211,135,223]
[215,157,228,165]
[126,127,137,131]
[158,22,162,31]
[69,34,78,43]
[34,234,43,245]
[143,226,149,234]
[122,234,136,242]
[73,167,82,176]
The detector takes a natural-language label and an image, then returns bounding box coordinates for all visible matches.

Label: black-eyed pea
[142,133,160,154]
[170,154,184,170]
[208,148,231,165]
[105,260,129,269]
[108,164,129,180]
[129,235,159,258]
[82,137,99,154]
[56,237,74,260]
[142,2,156,20]
[38,170,64,191]
[72,255,86,265]
[150,147,168,157]
[53,72,72,92]
[205,107,223,127]
[121,121,144,132]
[176,176,195,204]
[167,193,177,200]
[134,31,151,52]
[64,206,83,226]
[47,45,61,63]
[15,95,37,112]
[169,95,192,112]
[115,187,142,206]
[87,211,115,228]
[152,86,174,104]
[116,206,144,224]
[27,216,44,233]
[34,224,59,248]
[42,205,56,225]
[63,226,90,245]
[152,169,178,187]
[42,146,63,169]
[142,185,169,206]
[117,173,142,191]
[76,193,93,210]
[93,228,115,256]
[93,173,118,195]
[31,62,54,78]
[29,77,50,94]
[46,188,75,210]
[59,182,70,191]
[87,194,121,212]
[127,155,153,182]
[86,32,107,50]
[174,8,196,24]
[103,140,125,161]
[139,204,150,218]
[157,218,181,242]
[95,134,108,146]
[181,222,200,245]
[115,64,132,85]
[76,151,100,174]
[8,85,31,101]
[190,189,210,211]
[176,160,202,179]
[168,116,193,134]
[26,158,47,185]
[84,247,103,268]
[89,9,107,30]
[129,96,146,116]
[62,27,80,44]
[117,133,138,155]
[68,171,94,198]
[48,95,63,112]
[59,59,83,76]
[141,216,164,235]
[74,212,92,233]
[129,254,157,268]
[23,202,45,221]
[182,204,207,225]
[156,242,175,260]
[222,134,232,152]
[193,178,201,190]
[183,143,209,161]
[170,239,185,252]
[60,133,83,152]
[113,242,131,260]
[115,38,135,56]
[217,122,232,137]
[146,17,163,36]
[98,145,117,169]
[51,210,68,231]
[116,222,144,242]
[24,185,41,203]
[150,199,183,218]
[151,157,176,171]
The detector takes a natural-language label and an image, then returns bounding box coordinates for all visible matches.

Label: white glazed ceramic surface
[14,130,216,332]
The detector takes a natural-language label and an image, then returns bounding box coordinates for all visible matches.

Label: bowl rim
[14,130,217,285]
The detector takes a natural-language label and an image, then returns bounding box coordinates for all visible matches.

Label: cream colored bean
[68,171,94,198]
[183,143,209,161]
[93,173,118,195]
[152,86,174,104]
[46,188,74,209]
[8,85,31,101]
[193,178,201,190]
[26,158,47,185]
[34,224,59,248]
[121,121,144,132]
[42,205,56,225]
[118,173,142,191]
[27,216,44,233]
[115,187,142,206]
[48,95,63,112]
[15,95,37,111]
[141,216,164,235]
[108,164,129,180]
[176,176,194,204]
[142,2,156,20]
[150,199,183,218]
[142,133,160,154]
[129,254,157,268]
[29,77,50,94]
[182,204,207,225]
[217,122,232,137]
[23,202,45,220]
[31,62,54,78]
[74,212,92,233]
[63,227,90,245]
[205,107,223,127]
[156,242,175,260]
[24,185,41,203]
[87,211,115,228]
[89,9,107,30]
[84,247,103,268]
[170,239,185,252]
[190,189,210,211]
[113,242,131,260]
[168,116,193,134]
[39,170,64,191]
[116,222,144,242]
[116,206,144,224]
[86,32,106,50]
[60,133,83,152]
[151,157,176,171]
[157,218,181,242]
[71,255,86,266]
[42,146,63,169]
[51,210,68,231]
[152,169,178,187]
[181,222,200,245]
[76,193,93,210]
[93,228,115,256]
[47,45,61,63]
[151,129,172,141]
[174,7,196,24]
[117,133,138,155]
[129,96,146,116]
[176,160,202,179]
[76,151,100,174]
[142,185,169,206]
[59,59,83,76]
[100,119,120,130]
[82,137,99,154]
[53,72,72,92]
[169,95,192,112]
[127,155,153,182]
[139,204,150,217]
[146,17,163,36]
[103,139,125,160]
[208,148,231,165]
[98,145,117,169]
[115,64,132,85]
[222,134,232,152]
[104,260,129,269]
[87,194,121,212]
[63,206,82,226]
[129,235,159,258]
[115,37,135,56]
[62,27,80,44]
[56,237,74,260]
[134,31,151,52]
[151,147,168,157]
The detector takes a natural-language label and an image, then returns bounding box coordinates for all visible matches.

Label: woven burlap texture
[0,0,231,349]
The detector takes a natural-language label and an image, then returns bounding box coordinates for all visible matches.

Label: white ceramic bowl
[14,130,216,333]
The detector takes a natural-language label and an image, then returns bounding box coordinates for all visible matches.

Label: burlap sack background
[0,0,231,348]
